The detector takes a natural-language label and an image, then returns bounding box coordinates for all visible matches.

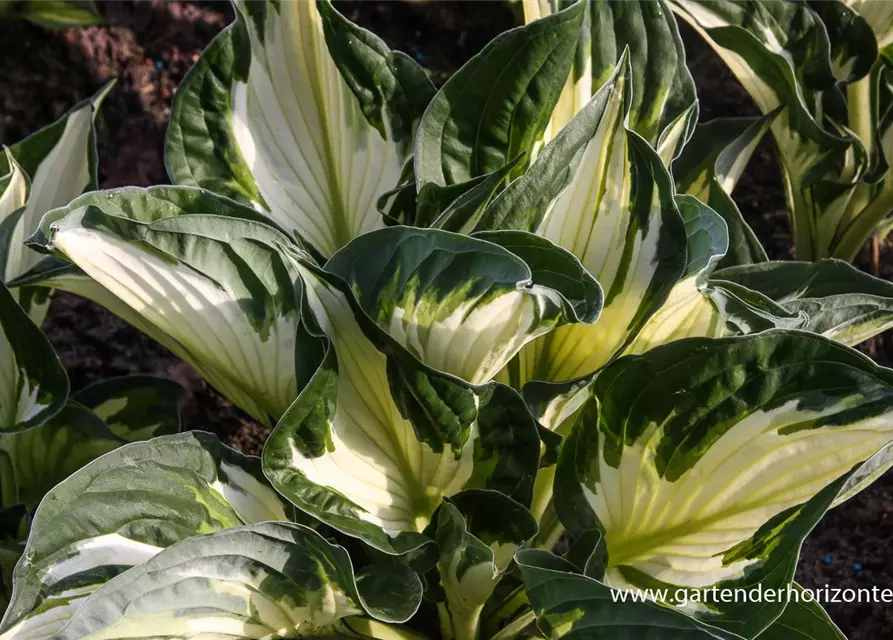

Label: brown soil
[1,3,891,637]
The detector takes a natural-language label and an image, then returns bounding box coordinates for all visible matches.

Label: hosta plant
[670,0,893,262]
[0,99,185,612]
[6,1,893,639]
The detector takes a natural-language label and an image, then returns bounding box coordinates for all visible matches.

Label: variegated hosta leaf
[669,0,860,261]
[674,114,777,269]
[20,186,317,427]
[414,0,585,191]
[434,490,537,640]
[1,83,110,322]
[481,56,688,386]
[167,0,433,258]
[554,330,893,636]
[51,522,422,640]
[757,584,845,640]
[623,195,805,357]
[264,233,554,555]
[523,0,698,164]
[713,258,893,346]
[72,375,184,442]
[0,432,291,640]
[0,281,67,432]
[324,227,602,384]
[0,403,123,510]
[810,1,877,84]
[516,549,739,640]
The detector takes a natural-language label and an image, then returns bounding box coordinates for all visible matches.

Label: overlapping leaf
[167,0,433,257]
[18,186,317,426]
[264,226,600,555]
[0,83,110,321]
[0,432,291,640]
[553,330,893,636]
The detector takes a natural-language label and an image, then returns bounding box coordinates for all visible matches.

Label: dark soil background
[1,2,891,637]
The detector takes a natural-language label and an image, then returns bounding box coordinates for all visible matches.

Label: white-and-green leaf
[714,258,893,346]
[0,281,68,432]
[0,432,291,640]
[1,83,110,321]
[50,521,422,640]
[757,584,846,640]
[166,0,434,258]
[674,113,777,269]
[554,330,893,636]
[414,1,585,192]
[481,56,689,386]
[516,549,738,640]
[18,186,317,426]
[434,490,537,640]
[523,0,698,165]
[670,0,862,261]
[265,227,598,553]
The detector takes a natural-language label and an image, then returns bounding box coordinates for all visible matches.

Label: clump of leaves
[3,2,893,640]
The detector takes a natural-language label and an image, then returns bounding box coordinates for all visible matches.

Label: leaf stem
[833,187,893,261]
[489,611,537,640]
[843,75,875,248]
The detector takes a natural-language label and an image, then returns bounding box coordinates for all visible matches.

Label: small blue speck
[415,52,424,62]
[155,61,165,70]
[854,563,862,571]
[823,555,831,564]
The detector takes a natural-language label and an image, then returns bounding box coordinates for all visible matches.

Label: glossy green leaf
[757,584,846,640]
[0,403,122,510]
[166,0,433,257]
[554,330,893,635]
[674,114,776,269]
[0,432,291,640]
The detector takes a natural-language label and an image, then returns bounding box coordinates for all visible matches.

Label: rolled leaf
[166,0,433,257]
[324,227,602,384]
[414,0,585,189]
[1,83,111,321]
[714,258,893,346]
[52,522,422,640]
[73,376,184,441]
[670,0,861,261]
[21,186,317,426]
[0,281,67,432]
[264,233,552,554]
[0,432,291,640]
[483,56,689,386]
[523,0,698,165]
[674,114,777,269]
[516,549,738,640]
[433,490,537,640]
[554,330,893,635]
